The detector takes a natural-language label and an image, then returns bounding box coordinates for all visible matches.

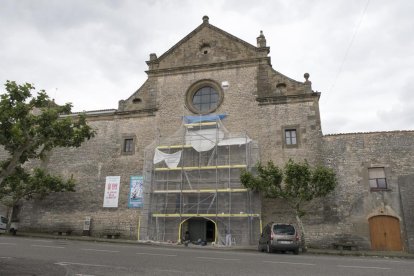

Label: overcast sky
[1,0,413,134]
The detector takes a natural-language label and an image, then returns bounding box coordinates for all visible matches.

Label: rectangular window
[285,129,297,145]
[123,138,134,153]
[369,167,387,190]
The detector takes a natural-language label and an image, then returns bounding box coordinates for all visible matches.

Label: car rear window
[1,216,7,223]
[273,224,295,235]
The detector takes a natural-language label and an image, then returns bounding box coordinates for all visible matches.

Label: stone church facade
[5,16,414,252]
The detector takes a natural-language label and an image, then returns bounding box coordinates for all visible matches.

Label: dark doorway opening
[185,218,216,243]
[206,220,215,242]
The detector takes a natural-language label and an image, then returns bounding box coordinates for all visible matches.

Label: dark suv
[258,223,300,254]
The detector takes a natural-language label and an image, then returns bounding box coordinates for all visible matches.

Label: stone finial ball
[304,73,310,80]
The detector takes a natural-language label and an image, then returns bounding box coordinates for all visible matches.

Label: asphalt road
[1,235,413,276]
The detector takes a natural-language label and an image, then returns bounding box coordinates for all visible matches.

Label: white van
[0,216,7,234]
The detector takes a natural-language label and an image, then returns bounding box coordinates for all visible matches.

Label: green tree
[0,81,95,229]
[240,159,337,250]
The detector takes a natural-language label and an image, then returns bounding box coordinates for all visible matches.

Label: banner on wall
[128,176,143,208]
[103,176,121,208]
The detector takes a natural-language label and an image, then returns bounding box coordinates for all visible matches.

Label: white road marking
[0,257,12,259]
[0,243,16,245]
[156,269,189,274]
[136,252,177,257]
[81,248,120,253]
[263,260,315,266]
[31,239,53,243]
[196,256,240,261]
[31,244,65,249]
[338,265,391,270]
[56,261,128,272]
[56,261,109,267]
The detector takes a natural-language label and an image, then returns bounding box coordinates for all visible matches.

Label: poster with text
[103,176,121,208]
[128,176,143,208]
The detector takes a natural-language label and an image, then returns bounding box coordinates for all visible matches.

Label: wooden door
[369,215,403,251]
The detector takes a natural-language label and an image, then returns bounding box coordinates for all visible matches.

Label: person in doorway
[183,231,191,247]
[225,229,232,247]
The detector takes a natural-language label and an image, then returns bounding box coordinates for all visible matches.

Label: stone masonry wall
[319,131,414,249]
[152,65,322,165]
[157,26,258,70]
[399,175,414,253]
[148,62,324,244]
[17,115,157,238]
[12,61,325,241]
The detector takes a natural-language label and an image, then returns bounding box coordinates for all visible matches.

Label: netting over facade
[139,115,261,245]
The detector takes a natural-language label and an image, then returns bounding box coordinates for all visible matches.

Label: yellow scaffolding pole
[184,122,217,128]
[137,215,141,241]
[152,213,260,218]
[153,188,248,194]
[157,145,192,149]
[154,165,246,171]
[259,216,263,234]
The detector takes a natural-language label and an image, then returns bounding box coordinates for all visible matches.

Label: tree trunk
[6,204,19,235]
[7,205,14,232]
[0,139,34,184]
[295,214,307,252]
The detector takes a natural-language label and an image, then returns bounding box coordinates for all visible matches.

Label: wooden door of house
[369,215,403,251]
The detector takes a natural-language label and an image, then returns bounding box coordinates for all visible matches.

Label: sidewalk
[11,231,414,259]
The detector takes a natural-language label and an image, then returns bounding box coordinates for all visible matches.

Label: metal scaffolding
[140,116,261,245]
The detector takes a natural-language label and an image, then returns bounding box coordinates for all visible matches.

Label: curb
[6,232,414,259]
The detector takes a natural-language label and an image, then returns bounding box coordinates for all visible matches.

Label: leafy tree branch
[0,81,95,229]
[241,159,337,249]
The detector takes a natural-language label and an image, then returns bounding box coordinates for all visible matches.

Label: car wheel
[266,243,272,254]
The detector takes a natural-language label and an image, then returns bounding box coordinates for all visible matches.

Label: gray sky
[1,0,413,134]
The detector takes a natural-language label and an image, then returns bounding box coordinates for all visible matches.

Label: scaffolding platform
[139,115,261,245]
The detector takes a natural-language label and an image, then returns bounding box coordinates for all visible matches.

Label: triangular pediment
[147,16,268,71]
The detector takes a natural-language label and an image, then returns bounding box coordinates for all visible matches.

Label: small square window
[124,139,133,152]
[369,167,388,190]
[285,129,297,145]
[122,137,135,155]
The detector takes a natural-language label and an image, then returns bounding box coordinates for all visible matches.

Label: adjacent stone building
[5,16,414,252]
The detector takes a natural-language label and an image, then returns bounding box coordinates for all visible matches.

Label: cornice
[146,57,270,77]
[256,92,321,105]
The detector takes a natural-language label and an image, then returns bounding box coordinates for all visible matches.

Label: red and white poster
[103,176,121,208]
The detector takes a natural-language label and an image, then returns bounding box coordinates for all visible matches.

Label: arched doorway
[179,217,217,243]
[369,215,403,251]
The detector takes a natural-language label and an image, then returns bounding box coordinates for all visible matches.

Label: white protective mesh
[139,116,261,245]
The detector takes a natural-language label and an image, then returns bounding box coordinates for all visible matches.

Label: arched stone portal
[179,217,216,243]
